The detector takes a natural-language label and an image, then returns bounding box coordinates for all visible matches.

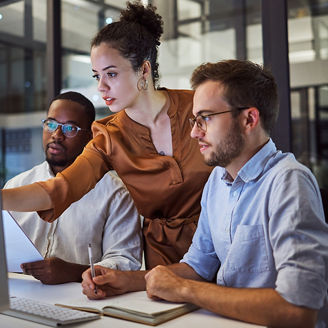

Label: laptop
[0,191,100,326]
[3,209,43,272]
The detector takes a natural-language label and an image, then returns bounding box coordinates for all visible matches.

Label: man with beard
[142,60,328,328]
[4,91,142,284]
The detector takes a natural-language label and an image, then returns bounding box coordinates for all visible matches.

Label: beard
[46,157,69,168]
[205,119,245,167]
[45,142,70,169]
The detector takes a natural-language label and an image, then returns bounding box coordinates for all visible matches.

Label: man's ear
[244,107,260,130]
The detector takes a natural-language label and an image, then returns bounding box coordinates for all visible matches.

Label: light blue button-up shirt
[182,139,328,327]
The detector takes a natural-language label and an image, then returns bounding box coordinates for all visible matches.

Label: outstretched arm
[145,265,317,328]
[2,184,52,213]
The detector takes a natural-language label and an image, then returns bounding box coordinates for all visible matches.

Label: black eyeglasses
[42,119,88,138]
[189,107,249,132]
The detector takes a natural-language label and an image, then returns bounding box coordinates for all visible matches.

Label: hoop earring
[137,78,148,91]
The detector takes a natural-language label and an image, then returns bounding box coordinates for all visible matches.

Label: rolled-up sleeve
[269,168,328,309]
[95,174,142,271]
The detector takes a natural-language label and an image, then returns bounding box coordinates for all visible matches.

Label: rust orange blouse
[37,89,212,269]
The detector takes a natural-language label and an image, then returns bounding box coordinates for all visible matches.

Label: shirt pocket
[223,224,272,287]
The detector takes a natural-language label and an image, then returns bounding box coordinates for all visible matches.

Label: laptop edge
[0,190,10,312]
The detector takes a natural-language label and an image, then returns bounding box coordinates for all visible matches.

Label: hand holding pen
[88,243,97,294]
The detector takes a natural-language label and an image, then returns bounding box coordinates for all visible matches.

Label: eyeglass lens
[189,116,206,131]
[43,119,79,137]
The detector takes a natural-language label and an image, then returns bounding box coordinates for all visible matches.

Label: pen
[88,243,97,294]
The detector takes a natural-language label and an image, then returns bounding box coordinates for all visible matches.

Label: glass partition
[288,0,328,188]
[158,0,262,89]
[0,0,46,185]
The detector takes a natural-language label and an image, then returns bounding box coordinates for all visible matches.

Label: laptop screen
[0,191,9,311]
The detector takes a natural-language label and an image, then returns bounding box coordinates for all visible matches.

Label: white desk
[1,273,265,328]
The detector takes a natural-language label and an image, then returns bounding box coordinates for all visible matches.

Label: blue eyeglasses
[42,119,88,138]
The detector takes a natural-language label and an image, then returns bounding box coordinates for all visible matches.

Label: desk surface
[1,273,265,328]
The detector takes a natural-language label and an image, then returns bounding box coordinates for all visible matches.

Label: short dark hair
[190,60,279,135]
[50,91,95,129]
[91,1,163,88]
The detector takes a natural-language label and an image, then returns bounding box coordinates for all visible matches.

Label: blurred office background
[0,0,328,189]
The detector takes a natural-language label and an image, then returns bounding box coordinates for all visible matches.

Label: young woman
[2,1,212,270]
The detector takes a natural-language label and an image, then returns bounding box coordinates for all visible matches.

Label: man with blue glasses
[4,91,142,284]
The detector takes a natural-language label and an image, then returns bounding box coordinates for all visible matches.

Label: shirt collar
[45,161,56,178]
[221,138,278,184]
[238,138,277,182]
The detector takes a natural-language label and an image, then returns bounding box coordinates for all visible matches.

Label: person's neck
[124,89,169,127]
[225,137,270,180]
[50,167,61,176]
[49,164,67,176]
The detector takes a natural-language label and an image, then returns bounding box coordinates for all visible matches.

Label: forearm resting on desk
[184,284,317,328]
[145,265,317,328]
[21,258,89,285]
[1,184,52,212]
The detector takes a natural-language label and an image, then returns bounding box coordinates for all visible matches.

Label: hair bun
[120,1,163,44]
